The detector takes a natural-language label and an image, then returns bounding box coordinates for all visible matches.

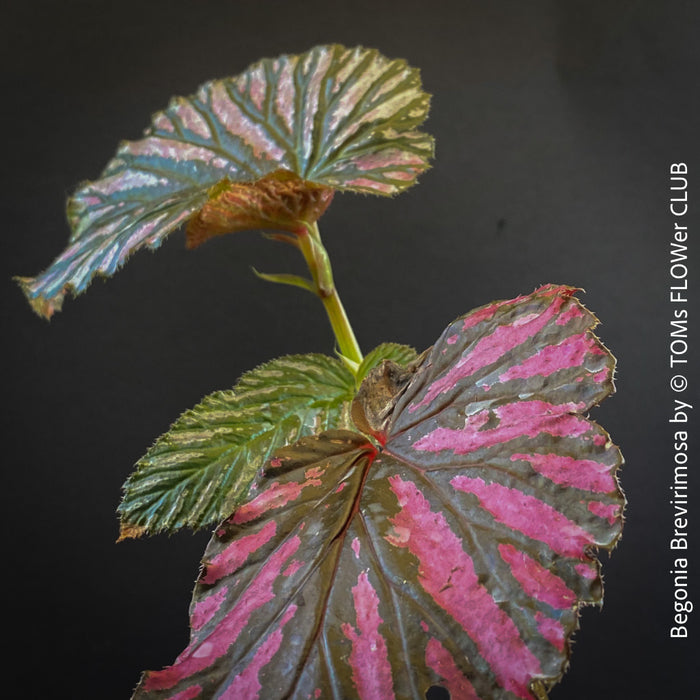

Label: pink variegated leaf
[17,45,433,318]
[132,285,624,699]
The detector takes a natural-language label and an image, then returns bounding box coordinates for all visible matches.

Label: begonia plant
[17,45,625,700]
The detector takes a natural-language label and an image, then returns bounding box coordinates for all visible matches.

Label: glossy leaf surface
[118,354,355,539]
[18,44,433,318]
[133,286,624,699]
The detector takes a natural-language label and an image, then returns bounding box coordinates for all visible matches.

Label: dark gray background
[4,1,698,697]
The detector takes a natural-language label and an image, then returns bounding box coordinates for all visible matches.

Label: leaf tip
[117,523,147,542]
[14,275,63,320]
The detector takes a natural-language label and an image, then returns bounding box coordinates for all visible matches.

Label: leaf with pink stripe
[382,284,624,696]
[132,286,624,699]
[17,44,433,318]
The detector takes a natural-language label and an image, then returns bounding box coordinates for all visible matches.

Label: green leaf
[356,342,418,386]
[118,353,355,539]
[251,268,316,294]
[17,44,433,319]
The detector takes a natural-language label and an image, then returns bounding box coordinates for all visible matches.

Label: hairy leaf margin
[17,44,433,318]
[118,353,355,539]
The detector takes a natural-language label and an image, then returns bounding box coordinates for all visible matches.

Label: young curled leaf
[355,342,419,387]
[185,170,334,249]
[17,44,433,318]
[132,285,624,699]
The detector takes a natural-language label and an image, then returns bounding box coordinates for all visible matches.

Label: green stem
[298,222,363,367]
[323,286,363,367]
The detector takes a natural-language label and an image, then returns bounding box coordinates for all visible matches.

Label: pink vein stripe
[451,477,595,558]
[460,286,570,332]
[460,299,516,332]
[201,521,277,584]
[341,571,395,700]
[386,476,542,699]
[165,687,202,700]
[425,637,480,700]
[498,333,606,382]
[191,588,228,631]
[510,453,617,493]
[414,400,590,455]
[498,544,576,610]
[555,304,585,326]
[411,290,569,411]
[425,638,480,699]
[143,535,301,691]
[232,465,326,524]
[220,605,298,699]
[587,500,621,525]
[535,612,565,652]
